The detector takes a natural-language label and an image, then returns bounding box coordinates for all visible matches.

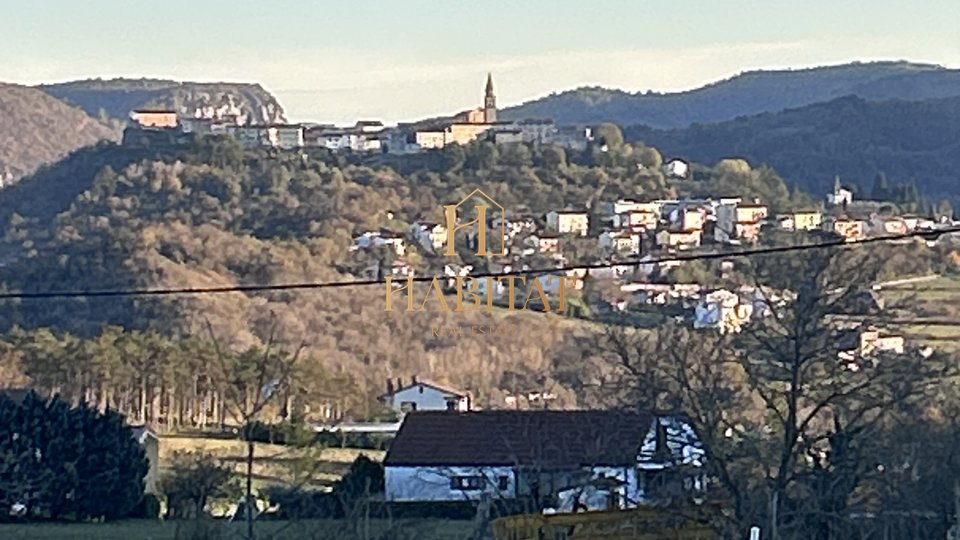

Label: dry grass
[159,435,385,489]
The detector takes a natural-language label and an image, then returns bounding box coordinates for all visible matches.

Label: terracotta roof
[384,410,655,468]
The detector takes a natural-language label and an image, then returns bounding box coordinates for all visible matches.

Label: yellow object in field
[491,507,720,540]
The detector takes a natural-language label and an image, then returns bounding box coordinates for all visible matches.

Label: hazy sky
[2,1,958,124]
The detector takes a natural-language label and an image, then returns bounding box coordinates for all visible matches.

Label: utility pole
[769,491,780,540]
[245,422,255,540]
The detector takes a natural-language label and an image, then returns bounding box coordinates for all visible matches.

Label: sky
[1,0,958,124]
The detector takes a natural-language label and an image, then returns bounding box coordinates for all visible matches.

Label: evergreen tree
[871,172,890,200]
[0,392,147,521]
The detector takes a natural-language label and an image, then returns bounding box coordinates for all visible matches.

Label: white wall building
[663,159,689,179]
[546,210,589,236]
[383,410,706,508]
[378,379,471,414]
[694,289,755,334]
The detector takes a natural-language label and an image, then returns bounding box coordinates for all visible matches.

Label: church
[410,74,502,150]
[454,73,498,124]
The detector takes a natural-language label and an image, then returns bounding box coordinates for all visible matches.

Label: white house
[663,159,689,179]
[546,210,589,236]
[694,289,754,334]
[611,200,662,216]
[265,124,305,149]
[838,327,905,363]
[716,203,768,242]
[827,176,854,207]
[352,231,406,257]
[355,120,385,134]
[491,216,537,242]
[383,410,705,509]
[411,222,447,252]
[305,123,384,152]
[378,379,471,414]
[599,231,642,255]
[655,229,702,249]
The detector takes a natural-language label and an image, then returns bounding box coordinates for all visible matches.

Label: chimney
[395,377,403,390]
[411,374,418,385]
[386,378,394,394]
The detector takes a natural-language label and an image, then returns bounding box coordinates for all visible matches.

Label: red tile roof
[384,410,655,468]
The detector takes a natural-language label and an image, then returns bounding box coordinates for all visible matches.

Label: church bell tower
[483,73,497,123]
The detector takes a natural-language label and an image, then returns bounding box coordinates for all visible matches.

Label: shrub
[130,494,162,519]
[0,391,149,521]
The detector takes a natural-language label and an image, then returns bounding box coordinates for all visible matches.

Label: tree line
[0,327,361,429]
[0,132,814,413]
[566,247,960,539]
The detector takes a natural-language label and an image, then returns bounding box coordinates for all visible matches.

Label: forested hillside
[40,78,286,124]
[0,83,120,182]
[503,61,960,128]
[626,95,960,201]
[0,133,811,418]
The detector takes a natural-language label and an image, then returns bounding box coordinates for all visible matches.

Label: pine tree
[0,392,147,521]
[871,172,890,200]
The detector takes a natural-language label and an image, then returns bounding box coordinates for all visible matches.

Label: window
[497,475,510,491]
[399,401,417,412]
[451,475,485,490]
[445,398,457,411]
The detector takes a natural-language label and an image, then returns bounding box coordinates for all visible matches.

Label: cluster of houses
[127,73,595,154]
[351,181,944,382]
[355,184,951,285]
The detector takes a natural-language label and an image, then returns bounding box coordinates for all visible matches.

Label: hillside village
[3,65,960,539]
[121,73,960,416]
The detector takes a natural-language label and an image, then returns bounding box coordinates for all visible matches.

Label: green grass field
[879,274,960,351]
[0,518,469,540]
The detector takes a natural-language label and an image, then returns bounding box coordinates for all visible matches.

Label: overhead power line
[0,226,956,301]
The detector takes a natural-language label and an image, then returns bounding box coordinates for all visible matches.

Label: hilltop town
[126,74,595,154]
[122,73,960,367]
[2,67,960,539]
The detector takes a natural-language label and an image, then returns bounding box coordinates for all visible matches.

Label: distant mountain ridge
[0,83,120,182]
[0,78,289,186]
[502,61,960,128]
[626,94,960,201]
[39,78,287,125]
